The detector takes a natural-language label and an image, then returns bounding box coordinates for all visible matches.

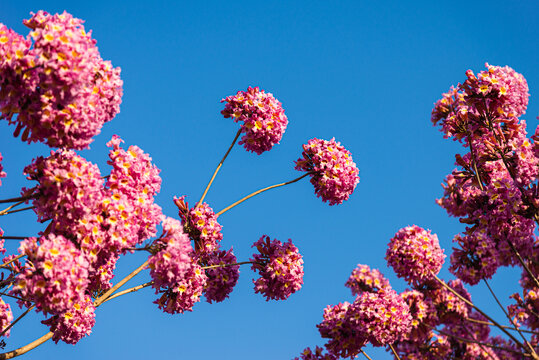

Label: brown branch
[216,172,311,217]
[0,207,34,216]
[197,128,242,207]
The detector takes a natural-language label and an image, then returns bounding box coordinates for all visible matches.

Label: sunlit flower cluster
[13,234,89,315]
[386,225,445,285]
[250,235,304,301]
[42,295,96,344]
[345,264,390,295]
[0,11,123,149]
[149,218,207,314]
[0,297,13,337]
[221,86,288,154]
[202,248,240,304]
[295,137,359,205]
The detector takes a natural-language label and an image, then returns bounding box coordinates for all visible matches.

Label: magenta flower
[295,138,359,205]
[149,217,207,314]
[202,247,240,304]
[42,295,96,344]
[386,225,445,285]
[13,234,89,315]
[0,297,13,337]
[174,196,223,256]
[23,150,104,225]
[294,346,338,360]
[221,86,288,154]
[250,235,304,301]
[425,279,471,325]
[400,290,438,343]
[345,264,391,295]
[1,11,123,149]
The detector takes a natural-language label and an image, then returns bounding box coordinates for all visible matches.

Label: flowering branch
[216,172,310,217]
[197,128,242,208]
[0,255,24,270]
[0,207,34,216]
[432,274,531,356]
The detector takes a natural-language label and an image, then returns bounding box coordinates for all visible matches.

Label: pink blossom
[295,138,359,205]
[42,295,96,344]
[425,279,471,325]
[12,234,89,315]
[201,247,240,304]
[400,290,438,343]
[386,225,445,285]
[221,86,288,154]
[345,264,390,295]
[175,196,223,256]
[1,11,122,149]
[149,217,207,314]
[250,235,304,301]
[294,347,338,360]
[0,297,13,337]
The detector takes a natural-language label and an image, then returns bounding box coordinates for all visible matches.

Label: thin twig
[483,279,532,351]
[0,332,53,359]
[0,255,25,270]
[0,237,29,240]
[197,128,242,207]
[388,344,402,360]
[432,274,526,353]
[434,327,529,357]
[201,261,254,270]
[94,260,149,307]
[0,207,34,216]
[103,281,153,303]
[216,172,310,217]
[360,350,373,360]
[0,195,34,205]
[0,202,25,216]
[465,317,539,335]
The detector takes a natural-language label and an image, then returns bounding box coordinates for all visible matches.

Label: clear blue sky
[1,1,538,359]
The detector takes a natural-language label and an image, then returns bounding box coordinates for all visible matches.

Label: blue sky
[0,1,538,359]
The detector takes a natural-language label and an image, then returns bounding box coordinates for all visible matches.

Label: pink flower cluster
[23,150,104,224]
[22,136,163,294]
[0,11,122,149]
[0,297,13,337]
[432,64,537,287]
[149,217,207,314]
[221,86,288,154]
[42,295,96,344]
[202,247,240,304]
[250,235,303,301]
[175,196,223,256]
[386,225,445,285]
[294,346,338,360]
[345,264,390,295]
[318,289,412,358]
[295,138,359,205]
[13,234,89,315]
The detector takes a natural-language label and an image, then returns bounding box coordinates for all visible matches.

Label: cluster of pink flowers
[294,347,338,360]
[250,235,303,301]
[295,138,359,205]
[175,196,223,256]
[317,290,412,358]
[202,248,240,303]
[42,295,96,344]
[149,217,207,314]
[0,11,122,149]
[23,150,104,224]
[0,297,13,337]
[345,264,390,295]
[12,234,89,315]
[221,86,288,154]
[386,225,445,285]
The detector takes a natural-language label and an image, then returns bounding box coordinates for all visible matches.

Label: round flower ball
[221,86,288,155]
[386,225,445,285]
[250,235,304,301]
[295,138,359,206]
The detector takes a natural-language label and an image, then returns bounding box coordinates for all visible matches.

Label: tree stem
[216,172,310,217]
[197,128,242,207]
